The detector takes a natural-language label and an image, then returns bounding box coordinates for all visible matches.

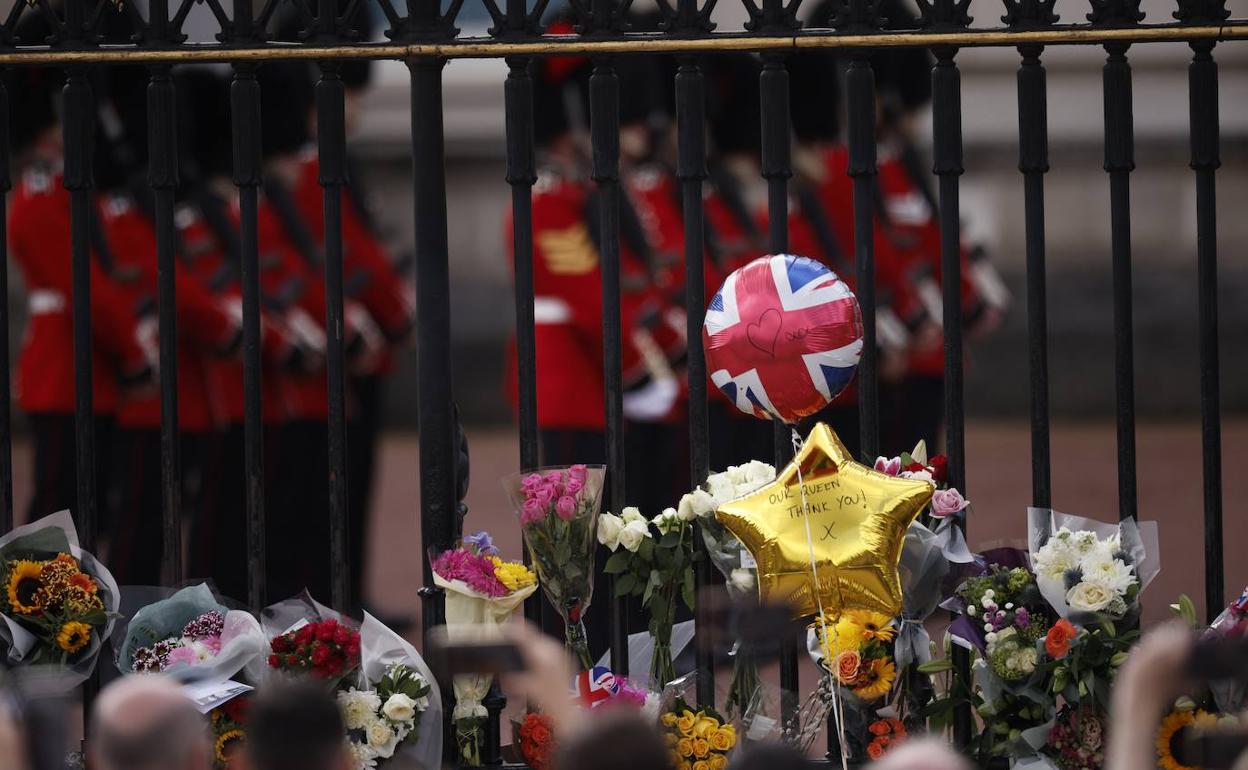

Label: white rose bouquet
[339,662,432,769]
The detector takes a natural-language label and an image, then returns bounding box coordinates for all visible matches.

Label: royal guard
[8,70,156,527]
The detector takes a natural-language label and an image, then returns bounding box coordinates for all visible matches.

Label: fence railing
[0,0,1241,762]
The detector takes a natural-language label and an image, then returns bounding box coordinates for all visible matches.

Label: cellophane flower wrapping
[338,613,443,769]
[1206,587,1248,714]
[254,591,360,685]
[511,712,556,770]
[504,465,604,668]
[432,546,537,765]
[1027,508,1159,624]
[0,510,120,689]
[115,583,264,683]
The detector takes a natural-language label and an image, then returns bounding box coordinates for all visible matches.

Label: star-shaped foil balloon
[716,423,934,619]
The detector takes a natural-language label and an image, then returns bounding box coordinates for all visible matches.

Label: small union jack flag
[703,254,863,424]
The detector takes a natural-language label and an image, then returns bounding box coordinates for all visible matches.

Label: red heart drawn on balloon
[746,308,782,357]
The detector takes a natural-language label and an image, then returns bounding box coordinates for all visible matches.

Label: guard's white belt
[29,290,67,316]
[533,297,572,325]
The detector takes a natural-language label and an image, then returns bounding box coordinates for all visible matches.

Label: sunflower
[6,560,46,615]
[844,610,896,642]
[215,728,245,764]
[1156,709,1216,770]
[56,621,91,654]
[852,657,897,701]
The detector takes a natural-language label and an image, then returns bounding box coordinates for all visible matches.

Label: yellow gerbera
[844,610,896,642]
[215,728,245,763]
[1156,710,1216,770]
[817,618,864,661]
[6,560,45,615]
[489,557,536,592]
[852,657,897,701]
[56,621,91,654]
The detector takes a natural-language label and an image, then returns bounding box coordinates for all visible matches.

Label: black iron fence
[0,0,1243,762]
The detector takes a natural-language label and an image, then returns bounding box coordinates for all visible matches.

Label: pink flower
[166,645,198,668]
[931,488,969,518]
[565,477,584,496]
[433,549,509,597]
[521,497,545,525]
[200,635,222,656]
[522,473,543,492]
[568,464,588,482]
[556,496,577,520]
[536,485,556,507]
[874,456,901,476]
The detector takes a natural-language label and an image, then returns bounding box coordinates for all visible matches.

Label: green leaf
[604,551,632,574]
[1099,621,1116,638]
[638,538,655,561]
[659,532,681,549]
[1178,595,1198,628]
[681,569,696,611]
[917,659,955,674]
[616,573,636,596]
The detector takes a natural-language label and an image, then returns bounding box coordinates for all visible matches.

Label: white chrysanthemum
[1072,530,1099,555]
[1033,539,1079,581]
[339,689,382,731]
[1080,555,1137,595]
[348,740,378,770]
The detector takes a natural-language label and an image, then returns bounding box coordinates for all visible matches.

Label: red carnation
[295,626,314,645]
[333,627,351,646]
[346,641,361,660]
[311,645,331,666]
[285,654,299,667]
[267,654,280,668]
[929,455,948,482]
[316,621,336,642]
[271,635,290,653]
[905,462,926,473]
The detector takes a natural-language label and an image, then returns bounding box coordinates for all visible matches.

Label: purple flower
[521,497,545,525]
[1014,607,1031,627]
[556,496,577,521]
[464,531,498,556]
[183,610,225,641]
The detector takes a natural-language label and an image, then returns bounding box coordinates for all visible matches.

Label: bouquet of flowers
[208,694,250,769]
[866,717,907,759]
[116,583,264,681]
[339,662,433,769]
[432,531,536,765]
[512,712,555,770]
[678,461,775,724]
[260,594,442,769]
[600,504,698,689]
[873,440,971,560]
[0,510,119,687]
[504,465,605,669]
[659,697,737,770]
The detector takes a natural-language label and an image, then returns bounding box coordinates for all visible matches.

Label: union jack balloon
[703,254,863,425]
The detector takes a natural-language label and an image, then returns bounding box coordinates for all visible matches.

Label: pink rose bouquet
[503,465,605,669]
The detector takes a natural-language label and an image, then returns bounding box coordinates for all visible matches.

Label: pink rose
[930,488,969,518]
[166,645,198,668]
[568,464,588,482]
[521,497,545,525]
[522,473,543,492]
[555,496,577,520]
[874,456,901,476]
[536,485,556,507]
[565,477,584,496]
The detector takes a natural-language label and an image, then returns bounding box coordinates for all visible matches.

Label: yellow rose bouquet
[660,698,737,770]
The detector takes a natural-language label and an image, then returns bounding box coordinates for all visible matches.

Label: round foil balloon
[703,254,863,424]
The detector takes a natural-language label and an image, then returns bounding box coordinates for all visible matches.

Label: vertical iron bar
[504,55,542,636]
[846,56,878,462]
[758,50,799,723]
[0,76,12,530]
[676,53,714,706]
[149,58,183,585]
[317,61,351,611]
[63,64,97,548]
[410,56,455,617]
[1018,43,1051,510]
[589,53,629,676]
[1188,39,1222,618]
[1102,42,1136,522]
[931,43,973,750]
[230,55,267,611]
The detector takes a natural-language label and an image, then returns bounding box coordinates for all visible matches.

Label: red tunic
[8,167,149,415]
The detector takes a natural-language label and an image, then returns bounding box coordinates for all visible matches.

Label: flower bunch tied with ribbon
[599,504,698,689]
[432,531,536,765]
[339,663,432,769]
[660,698,737,770]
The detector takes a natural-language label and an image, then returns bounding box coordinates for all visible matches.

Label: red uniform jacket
[8,166,149,415]
[98,193,239,432]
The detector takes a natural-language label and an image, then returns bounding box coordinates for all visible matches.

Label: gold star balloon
[716,423,934,620]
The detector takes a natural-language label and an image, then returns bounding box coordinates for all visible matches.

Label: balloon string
[790,428,848,770]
